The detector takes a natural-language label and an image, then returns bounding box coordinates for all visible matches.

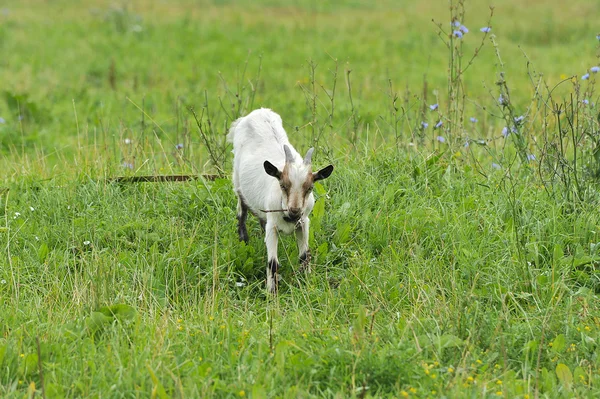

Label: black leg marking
[299,250,311,272]
[268,258,280,293]
[259,218,266,232]
[269,258,279,274]
[237,197,249,243]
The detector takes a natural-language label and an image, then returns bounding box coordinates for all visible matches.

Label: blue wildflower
[0,117,5,124]
[582,73,590,80]
[480,27,491,33]
[176,143,184,150]
[435,121,443,129]
[498,94,507,105]
[514,115,524,123]
[527,154,536,161]
[464,141,470,148]
[459,25,469,34]
[501,127,509,137]
[492,163,501,170]
[470,117,478,123]
[453,20,461,27]
[597,34,600,40]
[122,162,134,170]
[436,135,445,143]
[453,30,463,39]
[421,121,429,129]
[590,66,600,73]
[582,99,589,105]
[429,103,439,111]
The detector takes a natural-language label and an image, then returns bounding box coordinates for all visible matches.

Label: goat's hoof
[299,251,311,273]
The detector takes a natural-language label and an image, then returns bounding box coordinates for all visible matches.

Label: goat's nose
[289,207,301,217]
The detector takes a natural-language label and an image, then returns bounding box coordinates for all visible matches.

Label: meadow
[1,0,600,397]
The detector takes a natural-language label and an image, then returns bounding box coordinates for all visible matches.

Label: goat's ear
[313,165,334,181]
[264,161,282,179]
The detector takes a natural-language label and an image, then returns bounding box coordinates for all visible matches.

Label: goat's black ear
[313,165,334,181]
[264,161,282,179]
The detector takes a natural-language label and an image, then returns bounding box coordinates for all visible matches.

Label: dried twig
[107,174,218,183]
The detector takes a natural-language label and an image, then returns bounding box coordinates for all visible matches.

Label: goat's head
[263,145,334,222]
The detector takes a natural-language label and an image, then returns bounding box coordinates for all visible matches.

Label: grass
[1,0,600,397]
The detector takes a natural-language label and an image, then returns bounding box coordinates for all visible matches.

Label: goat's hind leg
[237,195,249,243]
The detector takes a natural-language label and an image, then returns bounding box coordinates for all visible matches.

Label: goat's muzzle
[284,208,302,223]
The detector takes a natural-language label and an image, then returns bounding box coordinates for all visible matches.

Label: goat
[227,108,334,293]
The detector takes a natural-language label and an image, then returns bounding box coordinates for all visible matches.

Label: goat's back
[228,108,297,213]
[227,108,290,154]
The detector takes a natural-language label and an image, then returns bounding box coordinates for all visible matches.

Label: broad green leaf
[312,197,325,221]
[99,304,136,321]
[314,182,326,196]
[556,363,573,389]
[542,367,555,392]
[553,244,564,266]
[146,364,169,399]
[85,311,112,334]
[552,334,566,353]
[334,223,352,245]
[252,384,267,399]
[38,243,49,263]
[19,353,38,376]
[438,334,463,349]
[573,366,586,385]
[536,275,548,286]
[0,344,5,366]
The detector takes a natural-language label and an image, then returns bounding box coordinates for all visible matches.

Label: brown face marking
[279,164,292,196]
[302,172,314,197]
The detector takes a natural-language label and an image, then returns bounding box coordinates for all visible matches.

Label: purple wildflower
[176,143,184,150]
[492,163,501,170]
[597,34,600,40]
[582,99,589,105]
[464,141,470,148]
[453,20,461,27]
[122,162,134,170]
[0,117,5,124]
[470,117,478,123]
[501,127,509,138]
[421,121,429,129]
[590,66,600,73]
[459,25,469,34]
[514,115,524,123]
[429,103,439,111]
[480,27,491,33]
[582,73,590,80]
[436,136,445,143]
[435,121,443,129]
[453,30,463,39]
[498,94,507,105]
[527,154,536,161]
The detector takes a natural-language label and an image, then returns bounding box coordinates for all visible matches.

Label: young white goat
[227,108,334,293]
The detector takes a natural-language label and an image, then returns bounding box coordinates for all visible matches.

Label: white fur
[228,108,316,292]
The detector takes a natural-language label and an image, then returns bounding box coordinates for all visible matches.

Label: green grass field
[2,0,600,397]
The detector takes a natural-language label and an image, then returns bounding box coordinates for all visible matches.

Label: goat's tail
[227,117,242,144]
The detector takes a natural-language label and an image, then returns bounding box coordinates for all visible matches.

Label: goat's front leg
[295,218,311,273]
[265,221,279,293]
